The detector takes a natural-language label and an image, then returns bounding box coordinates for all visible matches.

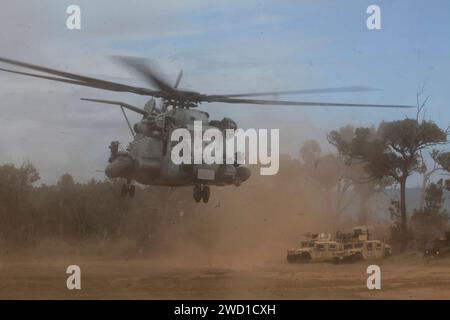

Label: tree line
[0,164,196,251]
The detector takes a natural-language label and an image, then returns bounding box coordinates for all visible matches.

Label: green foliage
[435,151,450,190]
[388,199,415,250]
[436,151,450,172]
[388,199,401,223]
[411,181,449,249]
[329,119,447,181]
[0,162,195,249]
[0,162,40,244]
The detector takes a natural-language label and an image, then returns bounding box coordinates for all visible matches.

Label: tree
[300,140,321,166]
[353,178,391,225]
[0,162,40,244]
[300,138,364,227]
[416,149,450,210]
[327,125,391,225]
[329,119,447,251]
[435,151,450,191]
[411,180,449,249]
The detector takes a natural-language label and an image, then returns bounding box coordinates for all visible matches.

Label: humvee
[287,227,392,263]
[334,226,392,263]
[424,231,450,261]
[337,240,392,263]
[287,233,344,263]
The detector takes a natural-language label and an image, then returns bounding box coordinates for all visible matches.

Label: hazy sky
[0,0,449,184]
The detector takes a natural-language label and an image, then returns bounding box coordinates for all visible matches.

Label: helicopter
[0,56,413,203]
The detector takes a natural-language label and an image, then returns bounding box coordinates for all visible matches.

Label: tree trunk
[400,178,408,251]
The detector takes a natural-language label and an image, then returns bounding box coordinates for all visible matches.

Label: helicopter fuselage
[104,108,251,190]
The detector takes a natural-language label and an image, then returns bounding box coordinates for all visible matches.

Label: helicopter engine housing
[105,154,134,179]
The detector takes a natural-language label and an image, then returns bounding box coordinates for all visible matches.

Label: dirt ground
[1,253,450,300]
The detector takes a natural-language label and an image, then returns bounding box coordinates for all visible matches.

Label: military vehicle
[335,226,392,263]
[424,231,450,262]
[288,226,392,263]
[339,240,392,262]
[0,56,414,202]
[287,233,345,263]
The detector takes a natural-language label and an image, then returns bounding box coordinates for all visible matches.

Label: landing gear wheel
[202,186,210,203]
[193,185,202,202]
[129,185,136,198]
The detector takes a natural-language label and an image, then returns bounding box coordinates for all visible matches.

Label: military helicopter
[0,56,413,203]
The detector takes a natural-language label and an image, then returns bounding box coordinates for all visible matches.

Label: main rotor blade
[0,67,151,93]
[205,97,414,108]
[112,55,175,93]
[0,56,412,110]
[81,98,147,115]
[0,56,163,97]
[0,67,92,86]
[216,86,381,98]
